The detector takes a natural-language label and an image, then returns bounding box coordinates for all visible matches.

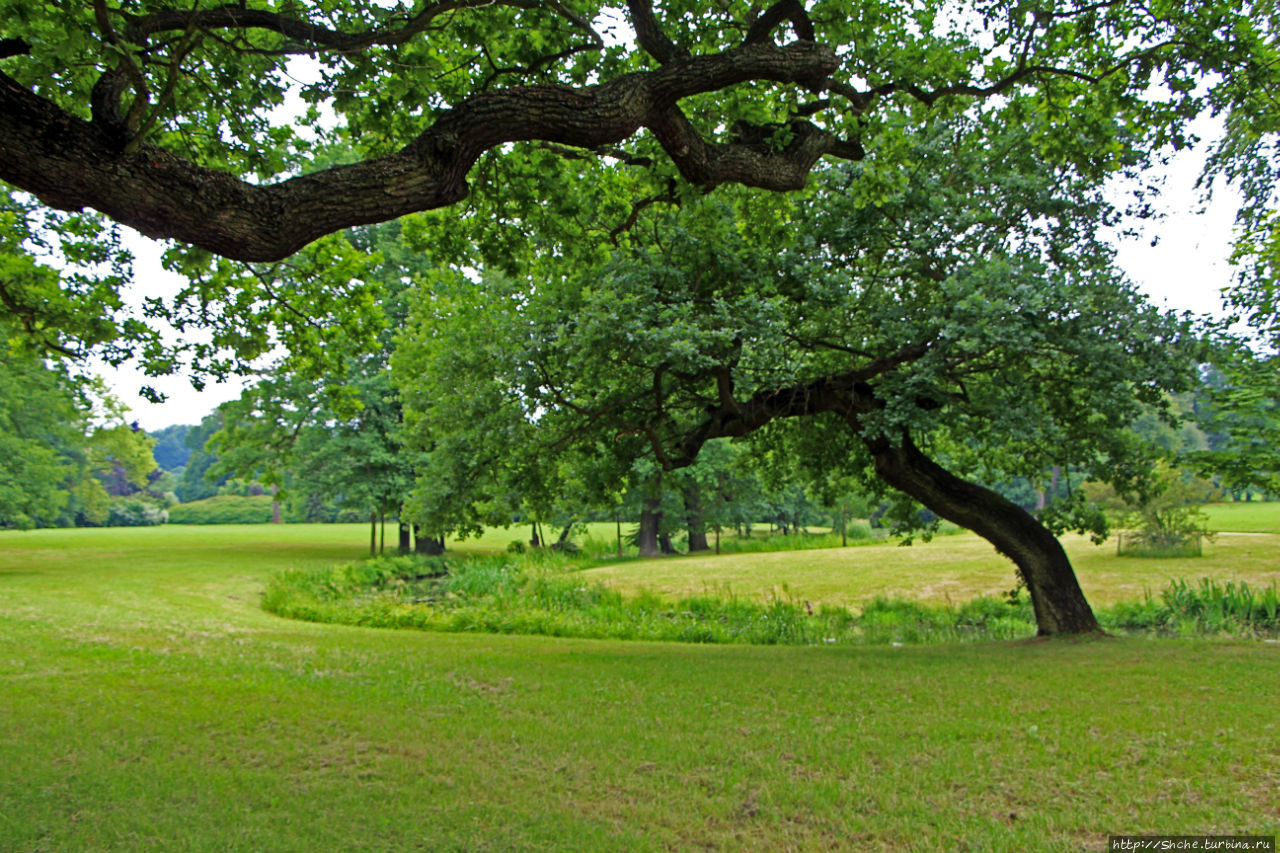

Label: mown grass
[1,524,1278,851]
[1202,500,1280,533]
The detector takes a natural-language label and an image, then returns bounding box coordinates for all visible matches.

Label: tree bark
[864,432,1099,636]
[637,498,662,558]
[659,531,677,554]
[398,520,412,555]
[413,524,445,555]
[684,482,709,552]
[369,510,377,558]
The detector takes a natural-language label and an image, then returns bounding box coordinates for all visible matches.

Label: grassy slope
[0,525,1277,851]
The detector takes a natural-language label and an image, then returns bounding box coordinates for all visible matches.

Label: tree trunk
[659,532,677,554]
[840,499,847,547]
[413,525,445,555]
[616,511,623,557]
[369,510,377,558]
[398,520,412,555]
[379,509,386,555]
[684,482,709,552]
[865,432,1099,636]
[530,522,540,548]
[553,522,573,551]
[271,484,282,524]
[637,498,662,558]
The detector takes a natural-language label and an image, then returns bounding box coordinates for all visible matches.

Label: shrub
[168,494,275,524]
[106,496,168,527]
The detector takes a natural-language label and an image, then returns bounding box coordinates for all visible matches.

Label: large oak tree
[0,1,1271,262]
[394,113,1199,636]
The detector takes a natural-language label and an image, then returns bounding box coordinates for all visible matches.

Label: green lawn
[1,524,1277,851]
[1203,500,1280,534]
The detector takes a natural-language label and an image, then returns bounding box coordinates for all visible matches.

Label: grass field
[1,523,1278,851]
[1203,501,1280,534]
[582,507,1280,610]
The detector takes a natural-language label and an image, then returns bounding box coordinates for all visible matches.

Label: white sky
[98,137,1245,433]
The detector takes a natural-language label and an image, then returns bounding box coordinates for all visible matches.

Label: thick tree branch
[0,41,838,261]
[625,0,688,64]
[0,38,30,59]
[119,0,553,54]
[663,341,933,469]
[744,0,816,46]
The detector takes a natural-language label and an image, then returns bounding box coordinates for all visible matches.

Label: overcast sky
[97,141,1244,433]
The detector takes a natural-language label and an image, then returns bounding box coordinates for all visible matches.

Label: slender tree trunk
[379,509,386,555]
[684,482,709,552]
[714,525,721,554]
[863,431,1099,636]
[616,510,623,557]
[553,522,573,551]
[840,499,847,547]
[530,522,540,548]
[369,510,377,557]
[398,519,412,555]
[659,532,677,554]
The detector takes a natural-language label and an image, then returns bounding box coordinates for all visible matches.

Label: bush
[168,494,275,524]
[106,496,168,527]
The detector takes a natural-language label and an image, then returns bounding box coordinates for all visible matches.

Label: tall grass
[1104,578,1280,636]
[263,551,1047,645]
[265,551,1280,645]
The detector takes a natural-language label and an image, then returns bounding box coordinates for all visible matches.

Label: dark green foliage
[149,424,193,471]
[176,414,227,502]
[168,495,275,525]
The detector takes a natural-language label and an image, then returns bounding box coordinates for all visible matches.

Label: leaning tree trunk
[684,482,710,553]
[865,432,1099,636]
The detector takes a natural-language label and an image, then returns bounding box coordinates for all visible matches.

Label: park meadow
[2,506,1277,852]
